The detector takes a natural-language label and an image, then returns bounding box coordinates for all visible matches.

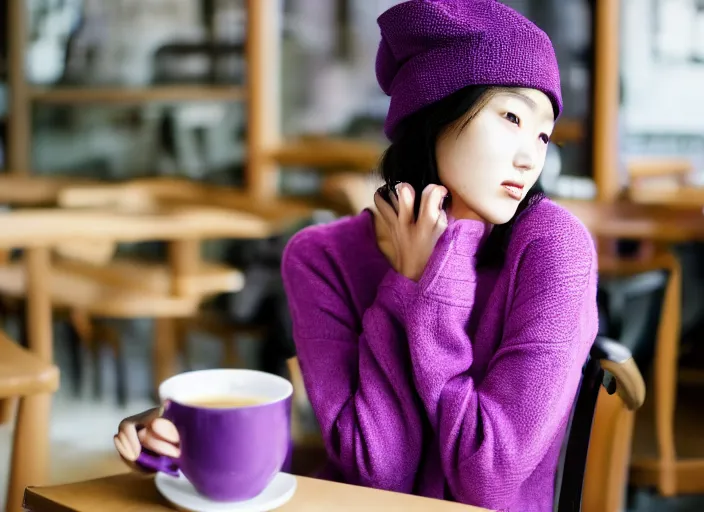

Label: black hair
[378,85,546,268]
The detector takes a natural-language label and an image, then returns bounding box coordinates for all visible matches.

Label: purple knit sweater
[281,199,598,511]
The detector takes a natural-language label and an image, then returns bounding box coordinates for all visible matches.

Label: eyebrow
[501,90,538,110]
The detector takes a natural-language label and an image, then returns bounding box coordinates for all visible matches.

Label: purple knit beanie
[376,0,562,140]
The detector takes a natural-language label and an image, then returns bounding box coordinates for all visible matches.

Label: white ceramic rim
[158,369,293,408]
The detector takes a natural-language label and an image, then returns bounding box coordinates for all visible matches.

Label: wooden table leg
[152,240,200,392]
[6,393,52,512]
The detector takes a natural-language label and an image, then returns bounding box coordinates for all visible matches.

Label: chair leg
[223,333,241,368]
[65,321,84,396]
[0,398,17,425]
[153,318,178,395]
[653,255,681,496]
[175,319,191,371]
[6,393,52,512]
[17,301,28,349]
[91,336,103,400]
[102,323,128,408]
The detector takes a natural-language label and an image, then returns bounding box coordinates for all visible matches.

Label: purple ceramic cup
[135,369,293,502]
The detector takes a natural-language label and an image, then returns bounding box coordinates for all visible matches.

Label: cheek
[437,132,493,185]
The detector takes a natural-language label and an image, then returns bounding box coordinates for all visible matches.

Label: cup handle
[135,447,180,477]
[133,418,180,477]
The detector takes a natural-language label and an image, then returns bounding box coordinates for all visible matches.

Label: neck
[448,201,483,222]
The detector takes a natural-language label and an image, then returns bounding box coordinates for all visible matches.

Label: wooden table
[557,199,704,243]
[0,176,101,206]
[23,472,488,511]
[0,205,274,361]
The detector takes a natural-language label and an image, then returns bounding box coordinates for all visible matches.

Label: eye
[539,133,550,144]
[504,112,520,126]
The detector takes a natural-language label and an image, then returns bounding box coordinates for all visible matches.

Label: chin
[476,204,520,225]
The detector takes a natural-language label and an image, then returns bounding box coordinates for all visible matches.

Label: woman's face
[436,88,555,224]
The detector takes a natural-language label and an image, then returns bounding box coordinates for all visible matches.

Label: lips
[501,180,524,200]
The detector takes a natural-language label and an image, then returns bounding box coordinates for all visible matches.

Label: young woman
[280,2,597,510]
[114,2,597,510]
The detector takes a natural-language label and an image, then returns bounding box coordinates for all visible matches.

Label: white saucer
[155,471,297,512]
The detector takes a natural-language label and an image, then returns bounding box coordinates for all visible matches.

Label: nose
[513,143,536,173]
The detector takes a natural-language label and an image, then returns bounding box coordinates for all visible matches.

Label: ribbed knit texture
[281,199,598,511]
[376,0,563,140]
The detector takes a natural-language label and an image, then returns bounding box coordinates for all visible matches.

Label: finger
[389,186,400,213]
[418,185,436,222]
[374,191,399,229]
[114,435,136,462]
[435,207,449,234]
[121,423,143,457]
[397,183,415,225]
[117,431,139,459]
[149,418,180,445]
[119,430,141,460]
[139,428,181,458]
[419,185,448,229]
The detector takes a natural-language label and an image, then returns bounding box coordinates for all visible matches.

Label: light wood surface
[557,199,704,242]
[272,137,384,170]
[57,258,243,299]
[23,473,489,512]
[0,331,58,400]
[57,178,314,224]
[627,158,694,181]
[0,263,200,318]
[0,176,101,205]
[627,186,704,209]
[0,206,272,249]
[29,86,246,104]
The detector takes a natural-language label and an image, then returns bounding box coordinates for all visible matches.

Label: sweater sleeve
[403,219,598,509]
[281,227,424,492]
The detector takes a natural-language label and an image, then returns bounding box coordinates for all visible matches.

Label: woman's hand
[374,183,449,282]
[114,407,180,469]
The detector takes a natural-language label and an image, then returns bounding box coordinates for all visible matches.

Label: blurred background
[0,1,703,511]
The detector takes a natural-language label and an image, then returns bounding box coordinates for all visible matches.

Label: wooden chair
[601,247,704,496]
[0,330,60,512]
[598,250,682,496]
[0,180,248,405]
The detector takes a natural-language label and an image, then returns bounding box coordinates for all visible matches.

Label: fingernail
[394,183,401,197]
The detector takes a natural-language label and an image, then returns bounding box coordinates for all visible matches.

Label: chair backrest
[556,336,645,511]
